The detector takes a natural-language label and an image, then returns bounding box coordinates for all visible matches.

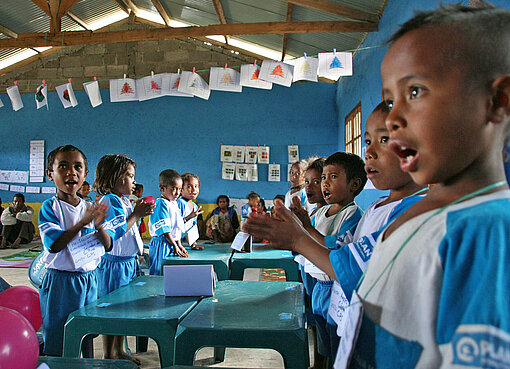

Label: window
[345,103,362,156]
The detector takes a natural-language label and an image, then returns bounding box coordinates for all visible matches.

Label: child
[270,194,285,216]
[77,181,93,201]
[94,154,154,364]
[241,191,261,224]
[177,173,204,250]
[207,195,239,243]
[38,145,110,356]
[246,4,510,367]
[285,160,314,214]
[129,184,146,235]
[149,169,188,275]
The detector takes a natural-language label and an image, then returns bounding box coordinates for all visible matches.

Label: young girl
[206,195,239,242]
[285,160,314,214]
[38,145,110,357]
[177,173,204,250]
[94,154,154,364]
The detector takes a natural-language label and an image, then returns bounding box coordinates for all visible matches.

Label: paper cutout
[35,84,49,110]
[0,170,29,183]
[9,185,25,193]
[245,146,258,164]
[161,73,193,97]
[178,71,211,100]
[136,74,164,101]
[67,232,106,269]
[56,83,78,108]
[232,146,245,163]
[0,96,4,108]
[6,85,23,111]
[83,80,102,107]
[259,60,294,87]
[110,78,138,102]
[247,164,258,182]
[235,163,249,181]
[41,187,56,194]
[268,164,281,182]
[210,67,242,92]
[240,64,273,90]
[288,145,299,163]
[231,232,252,251]
[318,52,353,80]
[222,162,236,180]
[258,146,270,164]
[220,144,234,162]
[288,56,319,82]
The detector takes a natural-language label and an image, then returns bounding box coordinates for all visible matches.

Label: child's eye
[409,86,424,99]
[385,99,393,110]
[365,139,371,146]
[380,136,389,143]
[313,180,321,185]
[321,175,326,181]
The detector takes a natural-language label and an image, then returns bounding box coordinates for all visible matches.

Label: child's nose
[385,103,406,132]
[365,147,377,160]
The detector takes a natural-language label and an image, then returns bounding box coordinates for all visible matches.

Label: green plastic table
[162,244,234,280]
[230,245,300,281]
[174,280,308,369]
[62,275,200,368]
[38,357,139,368]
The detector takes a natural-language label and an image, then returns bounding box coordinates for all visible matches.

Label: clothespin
[68,78,72,84]
[42,80,46,86]
[192,67,196,74]
[304,52,307,59]
[224,63,228,70]
[254,59,257,66]
[14,81,17,86]
[177,68,181,75]
[151,71,154,78]
[93,76,97,81]
[123,74,126,81]
[333,48,336,55]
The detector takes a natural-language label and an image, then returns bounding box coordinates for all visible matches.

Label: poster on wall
[35,83,49,110]
[220,145,234,162]
[56,82,78,108]
[41,187,57,194]
[232,146,245,163]
[247,164,258,182]
[161,73,193,97]
[209,67,242,92]
[240,64,273,90]
[83,80,102,108]
[222,163,236,180]
[259,60,294,87]
[268,164,281,182]
[0,170,29,184]
[318,51,353,80]
[110,78,138,102]
[25,186,41,194]
[9,185,25,193]
[288,145,300,163]
[258,146,270,164]
[178,71,211,100]
[235,164,249,181]
[6,85,23,111]
[30,140,45,183]
[0,183,9,191]
[136,74,164,101]
[289,56,319,82]
[245,146,258,164]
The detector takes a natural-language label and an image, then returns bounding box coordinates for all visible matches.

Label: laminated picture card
[164,265,215,297]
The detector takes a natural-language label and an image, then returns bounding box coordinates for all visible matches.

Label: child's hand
[290,196,312,229]
[92,202,108,226]
[175,244,189,257]
[189,206,204,219]
[134,199,155,218]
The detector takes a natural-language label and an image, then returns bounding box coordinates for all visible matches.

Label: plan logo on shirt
[352,236,373,262]
[103,215,126,231]
[452,326,510,368]
[152,219,170,231]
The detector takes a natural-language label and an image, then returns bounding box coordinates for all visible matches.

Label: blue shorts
[311,279,334,320]
[96,253,137,298]
[148,235,174,275]
[39,268,97,356]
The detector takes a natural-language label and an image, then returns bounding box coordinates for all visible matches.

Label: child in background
[178,173,204,250]
[94,154,154,364]
[270,195,285,216]
[285,160,314,214]
[77,181,93,201]
[38,145,110,356]
[129,184,146,235]
[207,195,239,243]
[246,4,510,367]
[241,191,261,224]
[149,169,188,275]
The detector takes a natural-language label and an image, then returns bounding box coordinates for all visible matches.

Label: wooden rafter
[0,24,17,39]
[151,0,172,27]
[281,3,293,61]
[123,0,141,17]
[0,21,376,49]
[32,0,80,33]
[49,0,61,33]
[211,0,229,44]
[285,0,379,23]
[66,11,89,30]
[32,0,51,16]
[57,0,80,17]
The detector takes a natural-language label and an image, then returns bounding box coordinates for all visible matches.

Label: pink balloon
[0,307,39,369]
[143,196,156,204]
[0,286,42,331]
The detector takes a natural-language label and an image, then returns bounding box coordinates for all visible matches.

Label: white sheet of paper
[231,231,251,251]
[210,67,242,92]
[258,146,270,164]
[9,185,25,192]
[0,170,29,184]
[25,186,41,194]
[288,56,319,82]
[334,291,363,369]
[287,164,293,182]
[240,64,273,90]
[110,78,138,102]
[136,74,163,101]
[304,258,327,275]
[67,232,105,269]
[235,163,249,181]
[259,60,294,87]
[329,281,351,336]
[56,83,78,108]
[232,146,245,163]
[35,84,49,110]
[294,254,306,266]
[222,162,236,180]
[245,146,258,164]
[6,85,23,111]
[0,96,4,108]
[186,225,200,245]
[30,170,44,177]
[30,177,44,183]
[161,73,193,97]
[178,71,210,100]
[247,164,258,182]
[268,164,281,182]
[220,144,234,162]
[0,183,9,191]
[41,187,56,194]
[288,145,299,163]
[83,80,102,107]
[319,52,353,80]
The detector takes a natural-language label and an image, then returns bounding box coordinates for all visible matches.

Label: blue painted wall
[0,82,337,204]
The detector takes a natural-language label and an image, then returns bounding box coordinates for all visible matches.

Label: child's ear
[350,177,362,195]
[489,75,510,124]
[46,169,54,182]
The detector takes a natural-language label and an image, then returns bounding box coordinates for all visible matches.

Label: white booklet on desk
[231,231,252,252]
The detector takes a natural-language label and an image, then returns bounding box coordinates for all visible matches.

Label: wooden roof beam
[285,0,379,23]
[151,0,172,27]
[66,11,90,30]
[123,0,142,17]
[0,24,18,39]
[32,0,51,16]
[281,3,293,61]
[211,0,229,44]
[57,0,80,17]
[49,0,61,33]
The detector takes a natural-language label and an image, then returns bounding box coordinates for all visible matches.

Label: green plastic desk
[230,246,300,281]
[174,280,308,369]
[62,275,200,368]
[38,357,139,368]
[162,244,234,280]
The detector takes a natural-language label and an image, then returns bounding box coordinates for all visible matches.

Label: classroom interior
[1,0,509,368]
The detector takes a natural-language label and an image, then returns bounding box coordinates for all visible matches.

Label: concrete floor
[0,241,315,368]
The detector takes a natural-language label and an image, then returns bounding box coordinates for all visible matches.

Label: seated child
[207,195,239,243]
[77,181,93,201]
[241,191,261,224]
[270,195,285,217]
[177,173,204,249]
[148,169,188,275]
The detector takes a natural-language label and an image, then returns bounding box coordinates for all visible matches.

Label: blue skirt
[148,235,174,275]
[39,268,97,356]
[96,253,137,298]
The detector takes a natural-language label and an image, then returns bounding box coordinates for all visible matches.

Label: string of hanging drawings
[0,51,352,111]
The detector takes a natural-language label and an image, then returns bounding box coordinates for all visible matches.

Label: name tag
[67,232,105,269]
[294,254,306,266]
[328,281,350,336]
[334,291,363,369]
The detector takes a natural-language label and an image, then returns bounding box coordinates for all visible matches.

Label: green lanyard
[327,201,355,235]
[54,196,68,230]
[358,180,506,299]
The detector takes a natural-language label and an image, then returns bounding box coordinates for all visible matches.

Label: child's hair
[216,195,230,205]
[325,152,367,196]
[181,172,200,186]
[134,184,143,192]
[81,181,90,188]
[273,194,285,203]
[373,100,390,114]
[47,145,88,172]
[159,169,181,187]
[247,191,260,200]
[307,157,326,174]
[13,193,24,202]
[291,160,308,174]
[94,154,136,196]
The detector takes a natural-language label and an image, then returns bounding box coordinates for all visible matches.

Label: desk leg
[284,264,300,282]
[136,336,149,353]
[214,347,226,363]
[62,325,86,358]
[154,334,177,368]
[229,263,244,280]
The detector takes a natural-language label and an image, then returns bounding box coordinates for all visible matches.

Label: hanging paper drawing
[247,164,258,182]
[136,74,164,101]
[210,67,242,92]
[161,73,193,97]
[110,78,138,102]
[288,145,300,163]
[258,146,270,164]
[289,56,319,82]
[56,83,78,108]
[35,84,49,110]
[220,144,234,162]
[245,146,258,164]
[232,146,246,163]
[0,96,3,108]
[259,60,294,87]
[268,164,281,182]
[178,71,211,100]
[235,164,249,181]
[83,80,102,107]
[318,52,353,80]
[240,64,272,90]
[222,163,236,180]
[6,85,23,111]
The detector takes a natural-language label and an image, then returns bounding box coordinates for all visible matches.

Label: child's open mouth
[65,180,78,186]
[323,190,331,200]
[365,166,379,179]
[389,142,418,172]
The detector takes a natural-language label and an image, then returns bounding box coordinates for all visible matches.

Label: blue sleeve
[101,194,127,242]
[436,202,510,359]
[150,199,172,236]
[241,204,250,218]
[177,198,187,217]
[324,235,337,249]
[333,207,363,248]
[38,199,62,253]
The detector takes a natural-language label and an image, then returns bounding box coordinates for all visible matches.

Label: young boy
[148,169,188,275]
[177,173,204,250]
[77,181,93,201]
[241,191,261,224]
[38,145,110,356]
[246,4,510,368]
[0,193,36,249]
